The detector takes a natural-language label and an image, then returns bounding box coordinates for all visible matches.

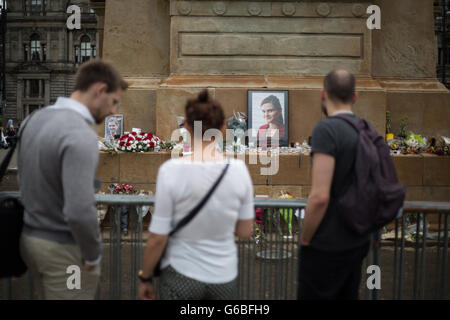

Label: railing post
[372,230,381,300]
[442,214,448,299]
[399,215,406,300]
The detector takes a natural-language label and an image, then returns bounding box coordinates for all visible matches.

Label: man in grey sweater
[18,60,128,299]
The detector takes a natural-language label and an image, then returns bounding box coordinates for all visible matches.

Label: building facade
[434,0,450,89]
[3,0,97,124]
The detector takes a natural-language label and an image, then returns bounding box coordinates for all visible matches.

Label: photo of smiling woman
[258,95,285,139]
[248,90,288,147]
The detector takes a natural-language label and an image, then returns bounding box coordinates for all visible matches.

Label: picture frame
[105,114,123,140]
[248,90,289,147]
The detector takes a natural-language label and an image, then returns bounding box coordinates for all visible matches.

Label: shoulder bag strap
[0,112,37,184]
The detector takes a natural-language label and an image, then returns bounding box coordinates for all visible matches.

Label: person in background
[139,90,254,300]
[6,125,16,148]
[0,127,8,149]
[18,59,128,299]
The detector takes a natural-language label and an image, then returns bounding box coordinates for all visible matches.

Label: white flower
[132,144,137,149]
[138,145,142,149]
[127,146,131,151]
[122,147,126,151]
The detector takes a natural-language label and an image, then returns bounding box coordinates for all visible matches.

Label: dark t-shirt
[309,113,370,252]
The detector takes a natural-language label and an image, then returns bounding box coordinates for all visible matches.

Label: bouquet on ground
[117,131,162,152]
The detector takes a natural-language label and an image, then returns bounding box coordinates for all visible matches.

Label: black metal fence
[1,194,449,300]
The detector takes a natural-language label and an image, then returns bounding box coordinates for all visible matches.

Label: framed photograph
[248,90,289,147]
[105,114,123,140]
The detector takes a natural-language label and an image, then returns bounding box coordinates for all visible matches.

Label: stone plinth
[93,0,448,141]
[94,152,450,203]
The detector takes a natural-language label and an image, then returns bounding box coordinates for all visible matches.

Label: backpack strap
[333,114,365,132]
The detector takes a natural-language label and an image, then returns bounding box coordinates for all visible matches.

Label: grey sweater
[18,104,101,262]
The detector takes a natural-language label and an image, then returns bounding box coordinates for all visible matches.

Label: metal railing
[0,192,449,300]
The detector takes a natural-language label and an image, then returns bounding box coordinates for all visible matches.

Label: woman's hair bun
[198,89,209,103]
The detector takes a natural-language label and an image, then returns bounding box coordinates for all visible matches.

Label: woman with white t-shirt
[138,90,255,300]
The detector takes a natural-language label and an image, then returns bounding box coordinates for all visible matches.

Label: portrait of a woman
[257,95,285,140]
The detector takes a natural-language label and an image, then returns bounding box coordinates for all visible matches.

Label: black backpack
[334,114,406,235]
[0,194,27,278]
[0,114,37,278]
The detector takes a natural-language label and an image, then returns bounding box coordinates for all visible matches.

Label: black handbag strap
[0,113,36,184]
[169,163,230,236]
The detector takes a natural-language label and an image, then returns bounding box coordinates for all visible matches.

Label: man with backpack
[298,70,405,300]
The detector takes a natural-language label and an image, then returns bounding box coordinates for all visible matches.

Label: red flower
[126,142,131,147]
[435,150,444,156]
[136,137,142,141]
[150,141,155,148]
[132,132,137,136]
[119,141,125,146]
[147,133,153,139]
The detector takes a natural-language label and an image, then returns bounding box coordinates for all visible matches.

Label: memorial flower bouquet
[109,183,137,195]
[116,131,162,152]
[425,136,450,156]
[403,133,428,154]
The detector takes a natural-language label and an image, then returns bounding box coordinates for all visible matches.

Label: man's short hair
[323,70,355,104]
[74,59,128,93]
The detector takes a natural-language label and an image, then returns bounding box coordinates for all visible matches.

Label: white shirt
[149,158,254,283]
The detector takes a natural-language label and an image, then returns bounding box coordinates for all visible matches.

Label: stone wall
[372,0,437,79]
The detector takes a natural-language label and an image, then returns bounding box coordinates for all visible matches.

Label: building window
[31,34,41,61]
[74,45,80,63]
[23,104,43,117]
[31,0,41,13]
[30,80,40,97]
[92,45,97,58]
[24,79,45,98]
[24,44,29,61]
[42,44,46,61]
[80,35,91,62]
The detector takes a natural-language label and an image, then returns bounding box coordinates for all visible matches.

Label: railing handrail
[2,191,450,212]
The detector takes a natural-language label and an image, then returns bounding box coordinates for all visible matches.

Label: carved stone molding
[352,4,366,17]
[247,3,262,16]
[213,2,227,16]
[316,3,331,17]
[282,3,296,17]
[177,1,192,15]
